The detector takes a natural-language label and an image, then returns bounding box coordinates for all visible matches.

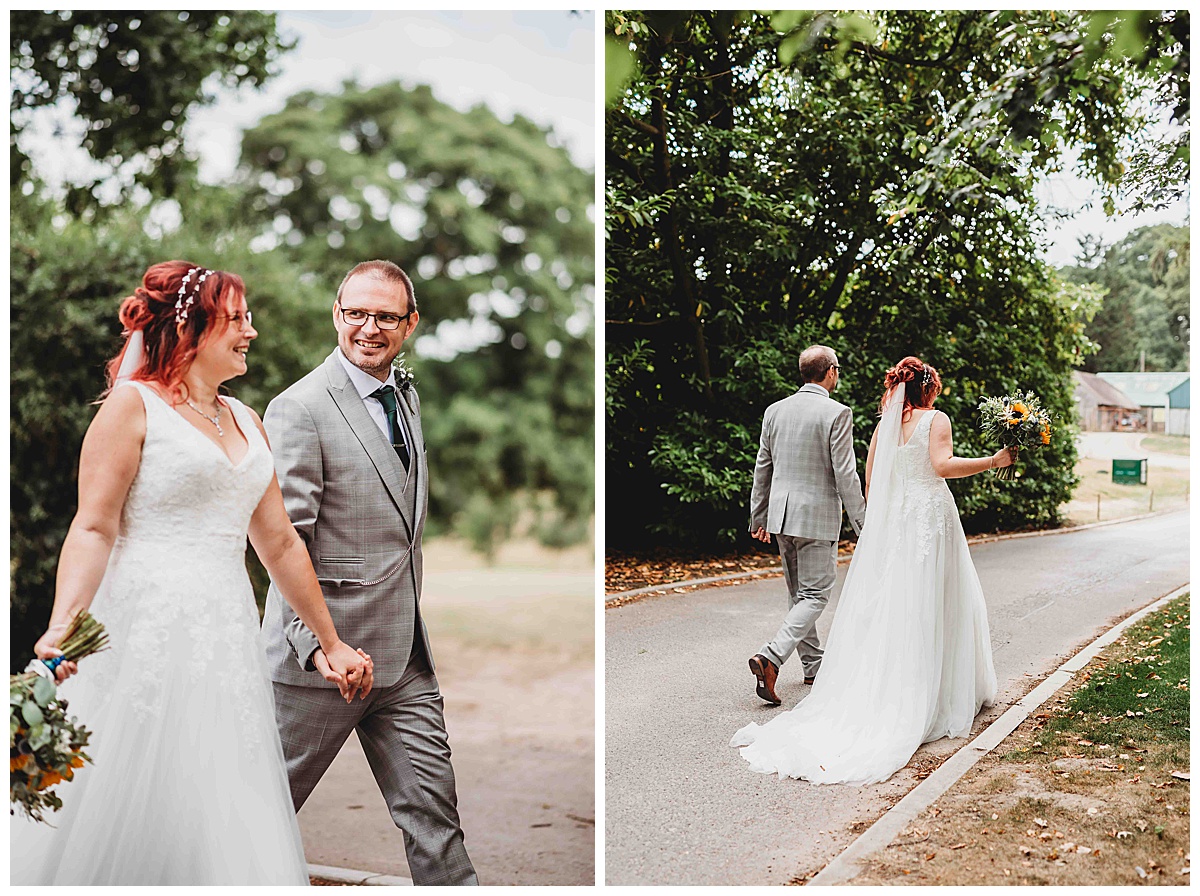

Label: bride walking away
[733,356,1014,785]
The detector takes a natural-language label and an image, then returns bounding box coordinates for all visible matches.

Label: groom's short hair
[336,260,418,315]
[799,345,836,383]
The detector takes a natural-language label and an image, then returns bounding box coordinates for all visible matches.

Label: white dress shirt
[336,348,411,454]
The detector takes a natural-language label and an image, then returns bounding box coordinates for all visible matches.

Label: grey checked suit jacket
[749,384,867,540]
[260,350,431,689]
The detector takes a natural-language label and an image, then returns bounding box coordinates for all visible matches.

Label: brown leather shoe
[748,654,781,705]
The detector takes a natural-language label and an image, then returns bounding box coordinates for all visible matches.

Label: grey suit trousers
[272,640,477,886]
[760,534,837,678]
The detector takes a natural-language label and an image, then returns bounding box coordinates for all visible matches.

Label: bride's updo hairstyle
[881,356,942,418]
[104,260,246,398]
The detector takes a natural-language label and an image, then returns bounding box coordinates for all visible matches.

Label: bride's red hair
[881,356,941,418]
[103,261,246,399]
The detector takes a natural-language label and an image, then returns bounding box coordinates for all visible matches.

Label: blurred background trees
[605,9,1188,550]
[1061,224,1189,373]
[11,11,594,667]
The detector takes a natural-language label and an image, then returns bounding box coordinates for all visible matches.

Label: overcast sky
[1034,148,1189,267]
[191,10,595,177]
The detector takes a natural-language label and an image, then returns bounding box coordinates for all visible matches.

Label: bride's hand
[33,623,79,683]
[993,446,1017,469]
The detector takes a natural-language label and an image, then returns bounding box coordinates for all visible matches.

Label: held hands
[992,446,1017,469]
[314,642,374,703]
[33,623,79,683]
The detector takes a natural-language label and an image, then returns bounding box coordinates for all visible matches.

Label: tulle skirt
[10,542,309,885]
[732,498,996,785]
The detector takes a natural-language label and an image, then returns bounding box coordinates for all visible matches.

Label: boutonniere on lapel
[393,356,416,392]
[393,356,417,411]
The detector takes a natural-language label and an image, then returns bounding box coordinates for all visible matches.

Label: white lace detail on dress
[101,384,274,758]
[898,411,954,560]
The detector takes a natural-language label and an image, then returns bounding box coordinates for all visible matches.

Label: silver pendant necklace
[185,398,224,436]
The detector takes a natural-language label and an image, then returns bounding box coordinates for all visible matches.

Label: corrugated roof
[1096,371,1191,408]
[1073,371,1140,409]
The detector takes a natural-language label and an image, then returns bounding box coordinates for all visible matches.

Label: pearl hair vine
[175,267,213,327]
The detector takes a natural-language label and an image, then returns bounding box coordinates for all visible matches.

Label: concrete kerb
[307,863,413,886]
[604,509,1181,604]
[807,581,1190,886]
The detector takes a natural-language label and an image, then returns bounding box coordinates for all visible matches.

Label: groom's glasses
[338,305,413,330]
[830,365,842,372]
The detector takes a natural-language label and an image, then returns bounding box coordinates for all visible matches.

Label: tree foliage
[605,10,1179,550]
[1063,224,1190,372]
[237,80,595,552]
[10,10,292,209]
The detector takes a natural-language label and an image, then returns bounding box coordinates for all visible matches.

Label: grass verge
[1140,436,1191,456]
[847,594,1190,886]
[1061,459,1189,525]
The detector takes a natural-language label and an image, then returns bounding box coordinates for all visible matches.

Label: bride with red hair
[14,260,373,884]
[734,356,1014,785]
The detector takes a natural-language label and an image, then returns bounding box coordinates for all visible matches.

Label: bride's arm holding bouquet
[34,387,148,682]
[929,412,1014,479]
[246,411,373,703]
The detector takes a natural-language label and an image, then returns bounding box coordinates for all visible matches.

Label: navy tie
[370,385,410,471]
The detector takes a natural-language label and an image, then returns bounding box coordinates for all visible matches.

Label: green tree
[10,10,292,210]
[1063,224,1190,372]
[605,10,1175,549]
[237,80,595,553]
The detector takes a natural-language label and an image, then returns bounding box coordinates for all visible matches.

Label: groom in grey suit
[260,260,476,885]
[747,345,866,705]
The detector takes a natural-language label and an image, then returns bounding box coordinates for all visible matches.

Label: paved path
[297,565,595,886]
[1077,431,1190,469]
[604,510,1189,885]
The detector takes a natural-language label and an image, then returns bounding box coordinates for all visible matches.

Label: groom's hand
[313,648,352,701]
[316,643,375,703]
[751,527,772,544]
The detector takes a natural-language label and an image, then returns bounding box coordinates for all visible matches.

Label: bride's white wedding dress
[12,382,309,885]
[732,387,997,785]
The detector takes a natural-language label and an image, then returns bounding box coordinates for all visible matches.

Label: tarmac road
[604,510,1190,885]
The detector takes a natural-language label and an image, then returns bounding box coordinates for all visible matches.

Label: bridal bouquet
[978,390,1053,481]
[10,611,110,822]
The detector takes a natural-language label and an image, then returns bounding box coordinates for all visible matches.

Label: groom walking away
[747,345,866,705]
[260,260,477,885]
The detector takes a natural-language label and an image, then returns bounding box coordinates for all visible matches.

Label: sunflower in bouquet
[977,390,1054,481]
[10,610,109,822]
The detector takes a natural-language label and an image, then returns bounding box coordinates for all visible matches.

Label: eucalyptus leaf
[32,676,57,705]
[21,701,44,728]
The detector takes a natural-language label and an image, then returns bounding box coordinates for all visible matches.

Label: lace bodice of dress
[893,410,956,557]
[94,382,275,730]
[119,382,273,554]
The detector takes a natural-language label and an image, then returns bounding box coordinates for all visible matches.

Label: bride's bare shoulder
[90,382,148,437]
